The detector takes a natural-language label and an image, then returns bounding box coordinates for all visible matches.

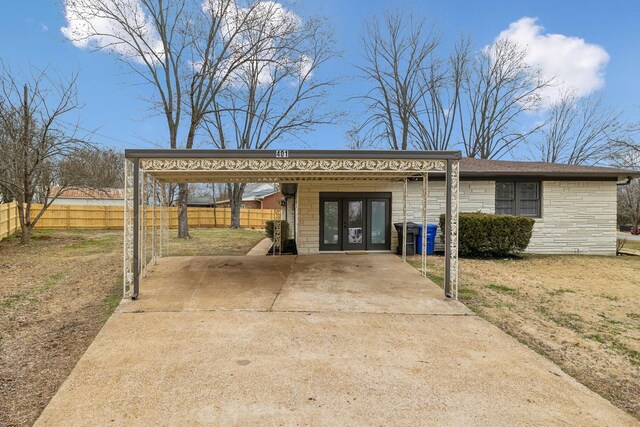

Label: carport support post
[422,173,428,277]
[402,177,407,262]
[444,159,459,299]
[132,158,140,300]
[152,178,157,264]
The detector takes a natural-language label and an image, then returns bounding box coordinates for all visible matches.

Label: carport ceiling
[124,149,460,183]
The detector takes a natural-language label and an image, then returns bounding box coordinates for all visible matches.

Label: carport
[123,149,461,300]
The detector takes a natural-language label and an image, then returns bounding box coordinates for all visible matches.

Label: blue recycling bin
[416,224,437,255]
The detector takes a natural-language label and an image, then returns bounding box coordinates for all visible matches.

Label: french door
[319,193,391,251]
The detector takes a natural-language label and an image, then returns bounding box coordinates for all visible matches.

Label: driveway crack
[268,255,297,311]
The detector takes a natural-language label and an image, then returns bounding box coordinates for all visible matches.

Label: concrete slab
[35,254,638,425]
[36,310,637,426]
[273,254,469,315]
[119,256,294,312]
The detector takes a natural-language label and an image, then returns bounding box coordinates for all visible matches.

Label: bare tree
[610,148,640,234]
[619,179,640,235]
[205,7,335,228]
[59,147,124,188]
[459,38,552,159]
[412,37,470,150]
[63,0,288,237]
[346,126,369,150]
[356,11,439,150]
[535,91,621,165]
[0,65,89,243]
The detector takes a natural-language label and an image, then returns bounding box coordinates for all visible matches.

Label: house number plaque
[275,150,289,158]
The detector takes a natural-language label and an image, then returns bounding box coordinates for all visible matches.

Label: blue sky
[1,0,639,154]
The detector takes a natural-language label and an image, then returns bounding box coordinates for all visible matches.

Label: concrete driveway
[36,254,637,426]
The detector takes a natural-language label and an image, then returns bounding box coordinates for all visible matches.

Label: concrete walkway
[36,255,638,426]
[246,237,273,256]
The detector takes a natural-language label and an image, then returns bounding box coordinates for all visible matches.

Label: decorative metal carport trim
[140,158,447,174]
[123,149,460,301]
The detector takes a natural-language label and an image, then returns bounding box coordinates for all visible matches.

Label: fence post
[66,205,71,229]
[1,204,6,239]
[13,202,18,233]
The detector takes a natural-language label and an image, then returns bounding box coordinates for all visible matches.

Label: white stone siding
[295,180,495,254]
[527,181,617,255]
[294,179,617,255]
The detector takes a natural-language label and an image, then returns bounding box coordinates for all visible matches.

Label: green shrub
[265,220,290,246]
[439,212,535,258]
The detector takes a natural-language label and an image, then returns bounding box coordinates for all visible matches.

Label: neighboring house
[293,158,637,256]
[48,187,124,206]
[214,183,283,209]
[187,196,216,208]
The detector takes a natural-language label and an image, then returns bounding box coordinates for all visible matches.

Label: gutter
[617,177,633,186]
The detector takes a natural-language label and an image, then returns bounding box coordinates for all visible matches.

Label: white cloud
[495,17,609,107]
[203,0,310,87]
[61,0,164,63]
[39,23,49,32]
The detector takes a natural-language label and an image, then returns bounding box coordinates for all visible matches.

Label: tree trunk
[16,200,32,244]
[228,183,245,229]
[177,183,190,238]
[21,225,31,244]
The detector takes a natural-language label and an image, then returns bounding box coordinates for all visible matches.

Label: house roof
[459,158,639,180]
[211,183,279,205]
[188,196,215,205]
[243,183,279,200]
[50,187,124,199]
[123,149,638,182]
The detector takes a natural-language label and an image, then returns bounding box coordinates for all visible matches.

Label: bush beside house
[440,212,535,257]
[265,220,290,246]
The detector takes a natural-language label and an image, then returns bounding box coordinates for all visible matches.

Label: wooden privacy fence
[0,201,19,240]
[0,202,276,233]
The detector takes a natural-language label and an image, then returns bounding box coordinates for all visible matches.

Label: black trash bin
[393,222,419,256]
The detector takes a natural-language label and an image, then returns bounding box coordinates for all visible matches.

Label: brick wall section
[527,181,617,255]
[215,200,262,209]
[295,180,495,254]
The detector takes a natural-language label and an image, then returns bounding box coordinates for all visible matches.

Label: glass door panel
[368,199,390,250]
[343,199,366,250]
[370,201,386,244]
[320,199,341,251]
[323,201,339,245]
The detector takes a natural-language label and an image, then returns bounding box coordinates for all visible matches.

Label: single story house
[122,149,638,300]
[290,157,637,256]
[48,187,124,206]
[214,183,283,209]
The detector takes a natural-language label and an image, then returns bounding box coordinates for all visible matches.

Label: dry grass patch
[0,230,123,427]
[166,227,266,256]
[410,253,640,419]
[0,227,266,426]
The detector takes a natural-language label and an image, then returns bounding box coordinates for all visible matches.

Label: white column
[422,173,428,277]
[152,177,157,265]
[140,172,146,278]
[402,177,407,262]
[444,159,460,299]
[123,158,134,298]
